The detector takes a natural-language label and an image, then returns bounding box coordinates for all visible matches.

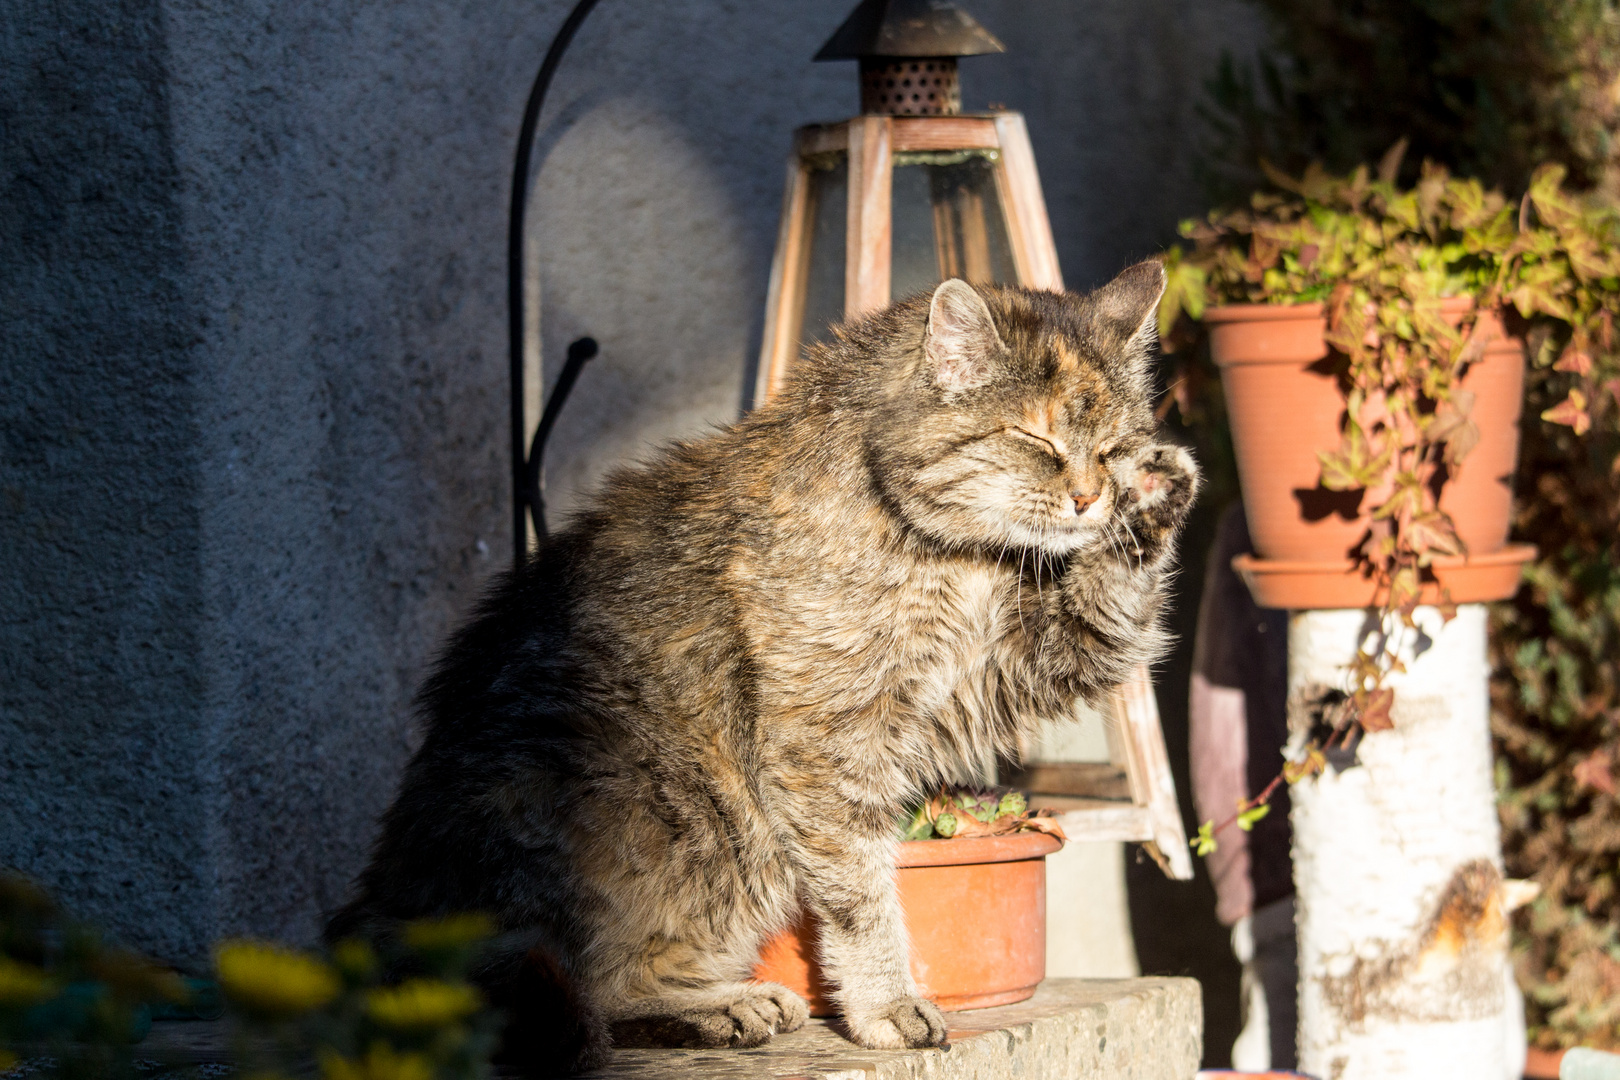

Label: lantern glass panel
[890,151,1016,301]
[797,156,849,352]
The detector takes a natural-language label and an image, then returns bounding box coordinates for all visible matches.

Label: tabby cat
[328,262,1198,1073]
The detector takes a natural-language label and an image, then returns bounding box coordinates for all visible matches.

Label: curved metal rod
[509,0,605,567]
[524,335,597,526]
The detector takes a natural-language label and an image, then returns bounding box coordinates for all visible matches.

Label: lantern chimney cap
[813,0,1005,62]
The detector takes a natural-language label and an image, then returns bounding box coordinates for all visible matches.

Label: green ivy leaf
[1236,804,1272,832]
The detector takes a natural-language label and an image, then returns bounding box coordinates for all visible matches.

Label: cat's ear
[925,279,1007,393]
[1088,260,1166,390]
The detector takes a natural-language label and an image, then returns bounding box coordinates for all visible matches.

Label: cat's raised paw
[1117,443,1198,526]
[845,996,949,1049]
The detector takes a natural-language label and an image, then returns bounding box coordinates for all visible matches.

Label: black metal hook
[509,0,605,568]
[524,336,598,539]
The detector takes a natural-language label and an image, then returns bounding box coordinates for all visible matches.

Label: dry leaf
[1554,346,1593,374]
[1360,687,1397,732]
[1541,389,1592,435]
[1018,815,1068,842]
[1573,750,1616,796]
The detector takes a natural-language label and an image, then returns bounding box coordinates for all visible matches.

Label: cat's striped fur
[328,263,1198,1073]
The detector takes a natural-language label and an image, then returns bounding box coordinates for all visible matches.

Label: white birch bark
[1289,604,1523,1080]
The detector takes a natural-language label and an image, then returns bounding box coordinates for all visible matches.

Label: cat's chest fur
[740,524,1024,752]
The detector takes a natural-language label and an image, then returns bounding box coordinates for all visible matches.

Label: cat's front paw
[1113,443,1198,557]
[707,981,807,1046]
[610,983,808,1049]
[749,981,810,1036]
[844,996,949,1049]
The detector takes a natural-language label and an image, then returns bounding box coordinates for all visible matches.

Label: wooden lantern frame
[755,111,1061,402]
[753,110,1193,880]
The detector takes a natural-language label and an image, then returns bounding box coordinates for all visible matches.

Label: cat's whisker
[1015,545,1030,636]
[1104,519,1125,563]
[1033,543,1044,610]
[1120,516,1144,569]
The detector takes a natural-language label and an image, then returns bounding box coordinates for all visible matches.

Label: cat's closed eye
[1007,428,1064,460]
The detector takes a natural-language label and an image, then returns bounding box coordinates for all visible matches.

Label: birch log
[1289,605,1523,1080]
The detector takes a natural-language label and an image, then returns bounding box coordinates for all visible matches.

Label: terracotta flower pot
[752,831,1061,1016]
[1207,299,1525,561]
[1206,299,1534,608]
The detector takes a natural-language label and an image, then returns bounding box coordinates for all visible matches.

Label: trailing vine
[1160,157,1620,855]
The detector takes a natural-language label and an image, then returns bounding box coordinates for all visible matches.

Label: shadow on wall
[530,0,1265,523]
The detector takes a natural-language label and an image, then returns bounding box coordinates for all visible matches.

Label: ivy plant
[1162,156,1620,849]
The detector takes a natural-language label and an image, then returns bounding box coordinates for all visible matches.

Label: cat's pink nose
[1072,490,1099,515]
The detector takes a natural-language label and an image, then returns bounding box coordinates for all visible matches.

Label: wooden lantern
[755,0,1192,879]
[753,0,1062,400]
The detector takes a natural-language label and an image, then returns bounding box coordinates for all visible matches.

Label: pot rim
[896,830,1062,868]
[1231,543,1536,574]
[1203,295,1484,323]
[1231,544,1537,608]
[1202,301,1324,323]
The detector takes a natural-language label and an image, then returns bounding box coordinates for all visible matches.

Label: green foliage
[1188,0,1620,1050]
[1492,359,1620,1050]
[1166,159,1620,733]
[1235,803,1272,832]
[1200,0,1620,202]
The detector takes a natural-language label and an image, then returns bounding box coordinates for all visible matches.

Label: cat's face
[870,264,1171,558]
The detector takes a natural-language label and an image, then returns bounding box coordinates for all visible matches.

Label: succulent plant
[898,786,1064,842]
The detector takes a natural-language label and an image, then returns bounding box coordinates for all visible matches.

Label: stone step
[592,978,1201,1080]
[133,977,1200,1080]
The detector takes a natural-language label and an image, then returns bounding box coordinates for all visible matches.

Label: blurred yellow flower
[0,1047,19,1072]
[0,956,55,1007]
[214,941,340,1017]
[330,938,378,982]
[320,1043,434,1080]
[400,914,494,954]
[364,979,481,1030]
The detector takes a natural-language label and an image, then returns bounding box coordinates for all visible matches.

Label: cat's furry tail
[323,907,610,1077]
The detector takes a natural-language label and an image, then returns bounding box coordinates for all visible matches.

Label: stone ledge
[591,977,1202,1080]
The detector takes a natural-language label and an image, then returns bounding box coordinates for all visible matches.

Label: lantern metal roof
[813,0,1006,61]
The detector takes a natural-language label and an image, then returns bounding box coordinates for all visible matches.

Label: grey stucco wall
[1,0,212,962]
[1,0,1261,966]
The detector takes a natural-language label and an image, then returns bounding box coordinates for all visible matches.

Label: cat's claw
[719,982,809,1047]
[610,983,808,1049]
[845,996,949,1049]
[744,981,810,1038]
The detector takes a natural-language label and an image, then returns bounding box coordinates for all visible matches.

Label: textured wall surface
[1,0,1261,966]
[0,0,211,962]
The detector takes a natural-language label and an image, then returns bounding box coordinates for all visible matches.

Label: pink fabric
[1189,671,1254,926]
